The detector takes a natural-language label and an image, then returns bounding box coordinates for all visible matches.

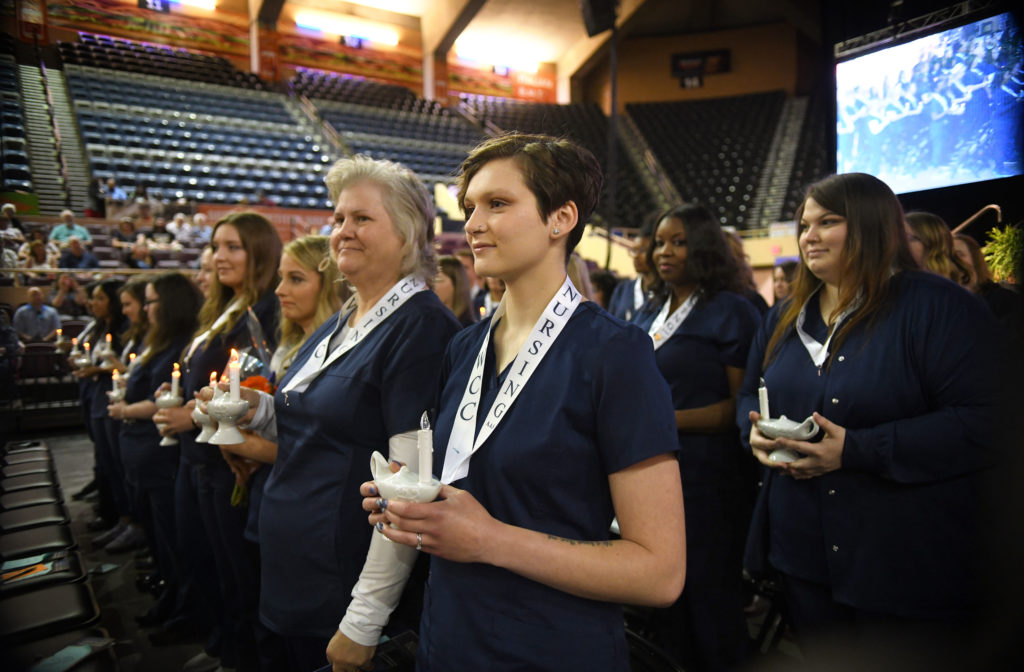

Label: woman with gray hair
[233,156,460,671]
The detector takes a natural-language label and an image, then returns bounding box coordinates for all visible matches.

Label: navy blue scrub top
[419,302,678,672]
[120,338,189,487]
[259,291,459,638]
[179,291,278,466]
[737,271,1003,618]
[651,290,760,489]
[607,277,640,321]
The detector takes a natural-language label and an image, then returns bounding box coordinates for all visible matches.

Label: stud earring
[553,228,560,234]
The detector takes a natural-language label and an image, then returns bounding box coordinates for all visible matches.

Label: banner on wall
[46,0,249,56]
[448,62,556,102]
[278,33,422,88]
[18,0,47,41]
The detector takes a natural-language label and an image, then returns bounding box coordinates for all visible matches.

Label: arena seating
[291,68,418,110]
[64,64,334,209]
[627,91,786,228]
[780,86,831,221]
[1,55,32,194]
[58,33,264,90]
[461,95,656,225]
[0,439,115,669]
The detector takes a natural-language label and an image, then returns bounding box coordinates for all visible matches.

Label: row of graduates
[72,132,1005,672]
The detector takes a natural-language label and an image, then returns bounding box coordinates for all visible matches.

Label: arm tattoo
[546,534,614,547]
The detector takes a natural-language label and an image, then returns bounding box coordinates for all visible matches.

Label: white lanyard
[281,275,427,397]
[441,277,582,484]
[632,278,644,311]
[647,291,698,351]
[483,292,498,317]
[794,287,862,370]
[183,296,246,364]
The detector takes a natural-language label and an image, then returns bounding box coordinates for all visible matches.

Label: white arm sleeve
[338,430,420,646]
[243,390,277,442]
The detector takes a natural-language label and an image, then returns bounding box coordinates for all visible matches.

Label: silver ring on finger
[416,533,423,551]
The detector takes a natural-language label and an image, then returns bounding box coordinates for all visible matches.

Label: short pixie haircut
[457,133,604,262]
[324,155,437,283]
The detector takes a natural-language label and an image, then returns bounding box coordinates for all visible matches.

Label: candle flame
[420,410,431,431]
[72,337,77,346]
[220,374,229,384]
[129,353,136,362]
[210,371,218,383]
[479,306,485,317]
[84,342,90,350]
[173,362,180,373]
[57,328,62,335]
[112,370,119,380]
[229,348,239,364]
[106,333,112,342]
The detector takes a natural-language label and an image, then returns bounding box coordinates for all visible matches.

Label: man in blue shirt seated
[49,210,93,245]
[58,237,100,281]
[13,287,61,343]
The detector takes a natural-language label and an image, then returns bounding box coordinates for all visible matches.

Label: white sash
[647,291,698,351]
[441,277,582,484]
[281,275,427,396]
[632,277,644,312]
[794,287,862,369]
[183,296,246,364]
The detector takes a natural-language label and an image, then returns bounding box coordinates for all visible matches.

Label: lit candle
[418,411,432,485]
[71,337,79,353]
[84,342,90,354]
[478,305,486,319]
[228,349,240,401]
[105,333,112,352]
[112,369,119,385]
[210,371,218,386]
[129,353,136,366]
[171,362,180,397]
[56,328,63,344]
[758,377,770,419]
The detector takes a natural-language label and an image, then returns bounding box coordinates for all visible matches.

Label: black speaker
[581,0,617,37]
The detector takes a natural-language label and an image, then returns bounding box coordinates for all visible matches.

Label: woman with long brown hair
[152,212,281,670]
[738,173,1002,660]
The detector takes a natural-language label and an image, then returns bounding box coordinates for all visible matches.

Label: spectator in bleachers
[112,217,138,248]
[134,200,157,233]
[434,255,477,327]
[50,274,90,317]
[191,212,212,245]
[1,203,25,242]
[105,177,128,215]
[125,239,155,270]
[13,287,61,342]
[773,260,799,304]
[18,229,60,264]
[50,210,93,245]
[145,216,173,246]
[18,239,58,279]
[166,212,192,243]
[639,204,760,671]
[86,176,106,218]
[1,244,17,279]
[255,189,277,207]
[58,237,101,279]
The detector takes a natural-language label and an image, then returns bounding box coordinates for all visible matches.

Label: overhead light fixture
[454,35,540,73]
[294,10,400,47]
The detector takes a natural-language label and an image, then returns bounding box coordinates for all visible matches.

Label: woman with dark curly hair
[638,203,761,670]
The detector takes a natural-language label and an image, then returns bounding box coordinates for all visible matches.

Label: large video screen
[836,12,1022,194]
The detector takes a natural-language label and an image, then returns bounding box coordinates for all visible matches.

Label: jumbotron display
[836,11,1022,194]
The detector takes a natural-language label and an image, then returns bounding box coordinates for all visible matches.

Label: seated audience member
[14,287,61,342]
[905,211,970,285]
[773,260,799,305]
[1,245,17,280]
[105,178,128,215]
[190,213,212,245]
[167,213,194,243]
[50,210,93,245]
[86,177,107,218]
[112,217,137,247]
[50,274,90,317]
[19,240,58,278]
[146,217,173,246]
[134,201,157,233]
[18,229,60,264]
[434,255,478,327]
[59,237,100,276]
[1,204,25,242]
[125,239,155,269]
